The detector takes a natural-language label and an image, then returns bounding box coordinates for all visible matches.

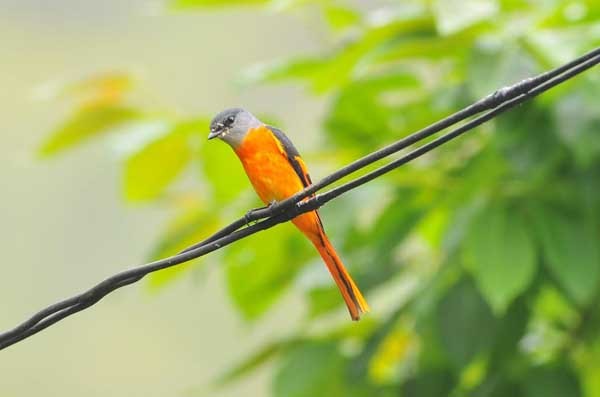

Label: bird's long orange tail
[310,230,369,321]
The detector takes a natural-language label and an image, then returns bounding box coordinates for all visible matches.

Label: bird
[208,108,369,320]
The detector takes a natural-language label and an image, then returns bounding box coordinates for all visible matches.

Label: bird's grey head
[208,108,261,147]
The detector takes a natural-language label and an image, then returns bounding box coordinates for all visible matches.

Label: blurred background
[1,1,600,396]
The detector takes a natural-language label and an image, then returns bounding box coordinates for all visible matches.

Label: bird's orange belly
[238,151,305,204]
[236,150,319,237]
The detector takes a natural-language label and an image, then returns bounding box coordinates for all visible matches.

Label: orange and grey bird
[208,108,369,320]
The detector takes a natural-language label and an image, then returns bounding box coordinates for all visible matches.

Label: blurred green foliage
[40,0,600,396]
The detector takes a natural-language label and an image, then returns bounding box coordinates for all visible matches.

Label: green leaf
[531,205,600,306]
[245,13,437,92]
[171,0,269,8]
[124,124,193,201]
[307,286,343,318]
[440,150,507,254]
[467,46,538,100]
[463,203,537,314]
[355,187,431,286]
[215,338,299,386]
[240,57,326,86]
[147,206,219,289]
[432,0,498,35]
[523,365,582,397]
[534,285,578,328]
[311,17,425,92]
[225,225,311,319]
[471,376,520,397]
[372,23,488,65]
[201,137,251,202]
[348,306,404,379]
[324,5,360,31]
[494,103,562,183]
[39,105,140,156]
[488,295,530,365]
[538,0,600,28]
[367,188,431,258]
[273,341,346,397]
[402,369,456,397]
[436,278,497,368]
[554,86,600,166]
[325,71,423,150]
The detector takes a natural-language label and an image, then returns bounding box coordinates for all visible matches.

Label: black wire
[316,52,600,205]
[0,275,144,349]
[0,47,598,351]
[270,47,600,212]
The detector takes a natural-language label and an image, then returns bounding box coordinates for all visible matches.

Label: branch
[1,47,599,351]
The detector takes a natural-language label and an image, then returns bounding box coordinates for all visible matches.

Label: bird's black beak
[207,130,220,140]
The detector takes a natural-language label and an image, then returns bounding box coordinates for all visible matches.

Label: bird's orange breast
[234,125,305,204]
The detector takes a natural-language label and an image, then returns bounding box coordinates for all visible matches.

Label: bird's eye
[226,116,235,125]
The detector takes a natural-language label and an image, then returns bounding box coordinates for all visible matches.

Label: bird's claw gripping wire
[244,200,279,225]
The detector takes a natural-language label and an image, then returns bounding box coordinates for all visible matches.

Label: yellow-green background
[2,1,600,397]
[0,1,319,395]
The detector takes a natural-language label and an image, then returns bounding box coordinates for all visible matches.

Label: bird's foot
[244,200,278,225]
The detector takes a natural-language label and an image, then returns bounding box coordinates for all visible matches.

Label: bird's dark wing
[266,125,313,189]
[266,125,325,229]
